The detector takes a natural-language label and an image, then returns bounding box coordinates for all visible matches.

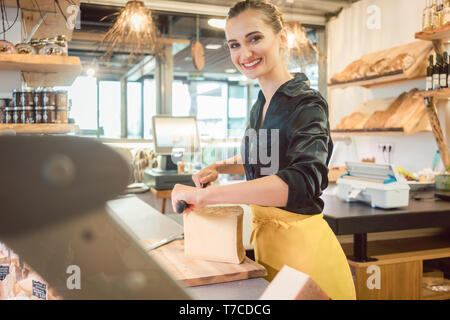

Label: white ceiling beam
[80,0,326,25]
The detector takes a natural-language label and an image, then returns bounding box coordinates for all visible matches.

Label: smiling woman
[170,0,356,300]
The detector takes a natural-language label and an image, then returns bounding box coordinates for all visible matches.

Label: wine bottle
[423,0,432,30]
[427,55,434,91]
[441,51,448,88]
[433,54,441,90]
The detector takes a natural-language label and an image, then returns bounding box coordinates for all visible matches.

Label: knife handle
[176,200,188,213]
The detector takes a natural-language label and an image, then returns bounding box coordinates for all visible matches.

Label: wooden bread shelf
[328,73,425,89]
[0,124,80,134]
[0,54,81,87]
[415,24,450,41]
[415,88,450,99]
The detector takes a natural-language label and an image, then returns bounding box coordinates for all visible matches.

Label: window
[98,80,121,138]
[143,78,156,139]
[65,76,97,131]
[228,84,247,138]
[127,81,142,139]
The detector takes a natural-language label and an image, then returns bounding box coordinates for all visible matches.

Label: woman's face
[225,9,285,80]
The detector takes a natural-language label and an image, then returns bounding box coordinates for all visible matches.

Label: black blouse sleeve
[275,94,331,212]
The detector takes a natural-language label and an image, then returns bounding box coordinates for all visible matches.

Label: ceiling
[69,0,359,79]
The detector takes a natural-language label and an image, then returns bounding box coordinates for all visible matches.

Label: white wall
[0,8,22,98]
[327,0,444,172]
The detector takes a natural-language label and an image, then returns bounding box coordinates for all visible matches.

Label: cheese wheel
[259,265,330,300]
[183,206,245,264]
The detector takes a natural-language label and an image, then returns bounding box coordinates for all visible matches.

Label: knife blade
[145,232,184,251]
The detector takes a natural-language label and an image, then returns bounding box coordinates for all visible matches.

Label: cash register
[143,115,200,190]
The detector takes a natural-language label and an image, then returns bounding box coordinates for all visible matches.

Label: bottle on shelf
[432,0,440,28]
[441,51,449,88]
[427,54,434,91]
[438,0,445,26]
[433,53,441,90]
[444,0,450,25]
[423,0,433,30]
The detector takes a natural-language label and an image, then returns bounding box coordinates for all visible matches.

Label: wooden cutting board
[141,239,267,287]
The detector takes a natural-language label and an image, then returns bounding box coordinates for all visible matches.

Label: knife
[145,233,184,251]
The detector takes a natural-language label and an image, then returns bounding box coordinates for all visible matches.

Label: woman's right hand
[192,164,219,187]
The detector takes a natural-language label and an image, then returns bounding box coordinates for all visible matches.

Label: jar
[42,106,55,124]
[35,107,44,124]
[39,39,64,56]
[56,90,68,108]
[30,39,44,53]
[5,107,13,123]
[55,107,68,123]
[42,88,55,107]
[13,89,21,108]
[13,107,21,124]
[0,106,5,124]
[0,98,9,108]
[34,89,43,107]
[0,40,17,54]
[56,35,68,56]
[21,106,35,124]
[22,88,34,107]
[15,43,36,55]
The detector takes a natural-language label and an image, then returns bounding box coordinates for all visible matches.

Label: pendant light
[101,1,160,59]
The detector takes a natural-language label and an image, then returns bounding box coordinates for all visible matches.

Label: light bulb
[131,13,143,31]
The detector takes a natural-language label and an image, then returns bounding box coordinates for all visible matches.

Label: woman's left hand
[171,183,208,213]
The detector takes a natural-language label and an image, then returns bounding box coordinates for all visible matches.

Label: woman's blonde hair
[227,0,285,34]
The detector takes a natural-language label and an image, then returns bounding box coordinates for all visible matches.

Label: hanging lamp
[101,1,160,59]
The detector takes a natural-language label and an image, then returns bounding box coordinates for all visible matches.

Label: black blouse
[240,73,333,215]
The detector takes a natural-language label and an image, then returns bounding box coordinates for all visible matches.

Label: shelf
[0,124,80,134]
[328,72,425,89]
[415,88,450,100]
[415,24,450,41]
[0,54,81,87]
[330,128,433,137]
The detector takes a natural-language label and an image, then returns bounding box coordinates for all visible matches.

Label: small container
[21,106,35,124]
[42,88,55,107]
[39,39,64,56]
[30,39,44,53]
[34,89,43,107]
[0,105,5,124]
[0,40,17,54]
[55,107,68,124]
[15,43,36,55]
[5,107,13,123]
[13,107,21,124]
[42,106,56,124]
[13,89,21,108]
[56,90,68,108]
[35,107,44,124]
[22,88,34,107]
[56,35,68,56]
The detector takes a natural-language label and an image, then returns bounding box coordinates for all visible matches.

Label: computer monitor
[152,115,201,156]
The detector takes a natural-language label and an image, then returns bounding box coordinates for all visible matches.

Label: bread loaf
[364,91,410,129]
[384,91,423,128]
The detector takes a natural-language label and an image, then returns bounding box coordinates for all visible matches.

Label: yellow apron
[250,205,356,300]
